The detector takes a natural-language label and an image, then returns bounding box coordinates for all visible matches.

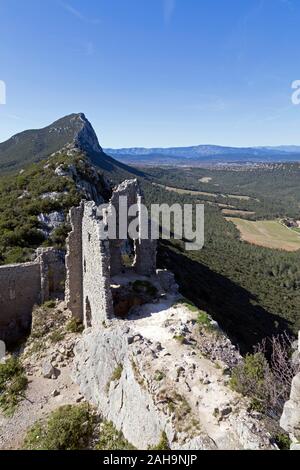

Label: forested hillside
[143,179,300,353]
[143,164,300,219]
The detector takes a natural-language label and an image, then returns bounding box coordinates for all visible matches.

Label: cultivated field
[222,209,256,217]
[226,218,300,251]
[152,183,256,201]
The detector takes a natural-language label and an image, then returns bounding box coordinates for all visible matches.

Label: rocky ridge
[73,274,276,450]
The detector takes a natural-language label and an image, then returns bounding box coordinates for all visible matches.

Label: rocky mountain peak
[72,113,103,154]
[0,112,103,173]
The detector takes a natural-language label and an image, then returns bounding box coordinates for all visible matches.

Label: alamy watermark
[291,80,300,105]
[98,197,204,251]
[0,80,6,105]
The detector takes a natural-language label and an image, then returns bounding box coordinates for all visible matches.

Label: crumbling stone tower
[65,179,157,328]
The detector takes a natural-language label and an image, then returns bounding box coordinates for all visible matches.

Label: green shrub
[173,335,185,345]
[43,300,56,309]
[106,364,123,393]
[149,431,170,450]
[111,364,123,382]
[230,353,270,411]
[0,151,85,265]
[66,317,84,334]
[49,329,65,344]
[47,223,71,250]
[274,432,291,450]
[196,310,215,331]
[132,280,157,297]
[154,370,165,381]
[3,247,33,264]
[176,298,199,313]
[23,404,95,450]
[95,421,135,450]
[0,357,28,416]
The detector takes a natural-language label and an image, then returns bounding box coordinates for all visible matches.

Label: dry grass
[227,218,300,251]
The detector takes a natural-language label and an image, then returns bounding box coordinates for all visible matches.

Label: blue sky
[1,0,300,147]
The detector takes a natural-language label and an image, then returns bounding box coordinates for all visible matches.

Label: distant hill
[104,145,300,165]
[0,113,143,180]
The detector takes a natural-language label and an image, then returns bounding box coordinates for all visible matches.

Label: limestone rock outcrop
[73,294,276,450]
[280,332,300,450]
[73,113,103,154]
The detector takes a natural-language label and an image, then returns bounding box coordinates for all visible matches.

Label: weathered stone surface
[65,204,84,321]
[291,443,300,450]
[65,179,157,325]
[0,262,41,345]
[73,325,169,450]
[37,211,65,233]
[42,361,56,379]
[82,202,114,327]
[280,332,300,448]
[36,247,66,304]
[156,269,178,292]
[109,179,157,277]
[0,248,65,346]
[74,113,103,154]
[280,373,300,440]
[73,305,276,450]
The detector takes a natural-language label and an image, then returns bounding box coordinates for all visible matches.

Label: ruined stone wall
[0,262,41,345]
[109,179,157,277]
[65,204,84,321]
[82,202,113,328]
[134,238,157,276]
[36,247,66,303]
[65,179,157,324]
[0,248,65,346]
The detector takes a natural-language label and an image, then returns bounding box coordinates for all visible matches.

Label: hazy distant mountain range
[1,114,300,172]
[104,145,300,165]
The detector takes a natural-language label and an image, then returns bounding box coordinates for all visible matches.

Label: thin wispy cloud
[163,0,176,24]
[59,1,101,25]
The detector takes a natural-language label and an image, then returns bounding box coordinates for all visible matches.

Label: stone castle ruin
[1,174,298,450]
[0,248,65,345]
[65,179,157,328]
[0,179,156,343]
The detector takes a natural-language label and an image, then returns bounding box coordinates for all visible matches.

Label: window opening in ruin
[84,258,86,273]
[85,297,92,327]
[121,239,135,268]
[88,233,91,242]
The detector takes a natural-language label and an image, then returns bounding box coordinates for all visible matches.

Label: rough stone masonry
[0,248,65,345]
[65,179,157,328]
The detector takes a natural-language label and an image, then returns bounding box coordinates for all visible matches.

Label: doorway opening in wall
[85,297,92,327]
[121,239,135,268]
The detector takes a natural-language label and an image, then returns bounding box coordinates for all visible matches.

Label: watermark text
[0,80,6,105]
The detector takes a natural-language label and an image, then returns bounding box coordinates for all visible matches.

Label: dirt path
[0,364,81,450]
[0,302,83,450]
